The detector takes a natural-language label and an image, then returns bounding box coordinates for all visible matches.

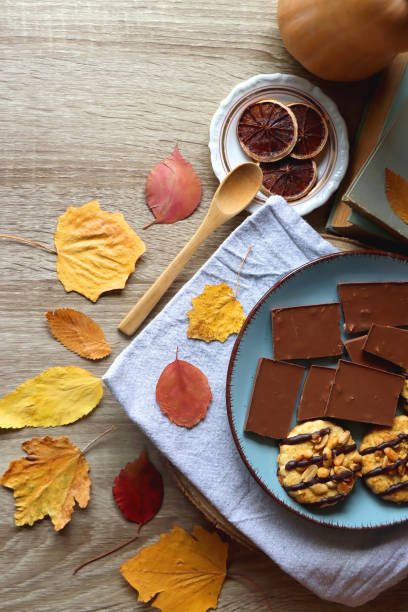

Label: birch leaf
[0,366,103,428]
[1,435,90,531]
[385,168,408,224]
[120,525,228,612]
[46,308,111,360]
[55,200,146,302]
[187,283,245,343]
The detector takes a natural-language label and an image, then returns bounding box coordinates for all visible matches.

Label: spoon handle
[118,221,216,336]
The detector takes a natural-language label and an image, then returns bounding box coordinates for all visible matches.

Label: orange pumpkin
[278,0,408,81]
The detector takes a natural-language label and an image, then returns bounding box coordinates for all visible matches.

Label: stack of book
[326,54,408,249]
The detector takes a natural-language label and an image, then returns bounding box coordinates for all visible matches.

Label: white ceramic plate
[209,73,349,216]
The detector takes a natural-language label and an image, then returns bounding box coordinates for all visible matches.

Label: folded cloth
[105,197,408,607]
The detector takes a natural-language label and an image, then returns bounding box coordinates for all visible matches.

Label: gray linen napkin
[104,197,408,607]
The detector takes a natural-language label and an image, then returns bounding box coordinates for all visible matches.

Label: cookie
[360,414,408,503]
[278,420,362,508]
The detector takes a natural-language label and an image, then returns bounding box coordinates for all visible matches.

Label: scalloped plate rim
[209,73,349,216]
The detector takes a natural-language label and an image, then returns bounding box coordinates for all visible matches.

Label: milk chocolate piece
[338,282,408,333]
[325,360,404,426]
[297,366,335,421]
[343,335,394,371]
[364,324,408,372]
[244,358,305,439]
[271,303,343,360]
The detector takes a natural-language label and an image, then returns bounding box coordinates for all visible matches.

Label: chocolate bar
[325,360,404,426]
[338,282,408,333]
[364,324,408,372]
[297,365,335,421]
[271,303,343,360]
[343,335,393,371]
[244,358,305,439]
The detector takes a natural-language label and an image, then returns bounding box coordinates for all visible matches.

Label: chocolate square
[364,324,408,372]
[325,360,404,426]
[297,366,335,422]
[244,358,305,439]
[338,282,408,333]
[343,335,393,371]
[271,303,343,360]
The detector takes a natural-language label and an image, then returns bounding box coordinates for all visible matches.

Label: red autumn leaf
[112,451,163,529]
[156,349,212,428]
[144,145,202,229]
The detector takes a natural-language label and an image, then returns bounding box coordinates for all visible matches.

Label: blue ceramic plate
[227,251,408,529]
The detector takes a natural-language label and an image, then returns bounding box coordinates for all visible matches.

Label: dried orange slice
[260,158,317,201]
[237,99,298,162]
[288,102,328,159]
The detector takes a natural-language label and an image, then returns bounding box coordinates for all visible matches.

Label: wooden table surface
[1,2,407,611]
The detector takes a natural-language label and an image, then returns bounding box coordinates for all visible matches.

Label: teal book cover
[326,61,408,241]
[344,100,408,243]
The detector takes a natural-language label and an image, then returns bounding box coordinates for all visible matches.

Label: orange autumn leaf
[46,308,111,360]
[120,525,228,612]
[385,168,408,224]
[187,283,245,343]
[1,435,90,531]
[55,200,146,302]
[156,349,212,428]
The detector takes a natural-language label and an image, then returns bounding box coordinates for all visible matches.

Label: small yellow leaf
[1,435,90,530]
[55,200,146,302]
[0,366,103,428]
[120,525,228,612]
[46,308,111,360]
[187,283,245,342]
[385,168,408,224]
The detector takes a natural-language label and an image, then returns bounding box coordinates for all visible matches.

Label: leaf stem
[0,234,57,254]
[234,246,253,298]
[229,572,273,611]
[73,527,141,575]
[81,425,116,455]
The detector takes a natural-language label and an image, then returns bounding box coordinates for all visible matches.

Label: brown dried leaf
[46,308,111,360]
[385,168,408,224]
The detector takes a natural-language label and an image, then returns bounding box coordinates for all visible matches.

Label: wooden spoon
[118,162,263,335]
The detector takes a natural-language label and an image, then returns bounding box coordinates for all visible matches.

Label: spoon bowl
[119,162,263,335]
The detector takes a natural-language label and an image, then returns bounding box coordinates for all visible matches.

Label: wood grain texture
[0,1,403,610]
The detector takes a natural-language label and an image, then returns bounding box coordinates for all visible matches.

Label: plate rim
[209,72,349,216]
[226,249,408,530]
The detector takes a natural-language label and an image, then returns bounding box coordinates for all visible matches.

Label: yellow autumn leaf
[385,167,408,224]
[0,366,103,428]
[121,525,228,612]
[1,435,90,530]
[187,283,245,342]
[55,200,146,302]
[46,308,111,360]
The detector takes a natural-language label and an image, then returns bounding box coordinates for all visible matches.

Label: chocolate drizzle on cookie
[360,433,408,455]
[284,465,360,492]
[305,494,346,508]
[280,427,330,446]
[285,443,356,471]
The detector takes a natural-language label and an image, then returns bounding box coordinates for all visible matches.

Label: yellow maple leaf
[55,200,146,302]
[46,308,111,360]
[385,167,408,224]
[187,283,245,342]
[1,435,90,530]
[0,366,103,428]
[121,525,228,612]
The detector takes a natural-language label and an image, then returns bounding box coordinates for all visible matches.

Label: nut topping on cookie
[360,415,408,503]
[278,419,361,508]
